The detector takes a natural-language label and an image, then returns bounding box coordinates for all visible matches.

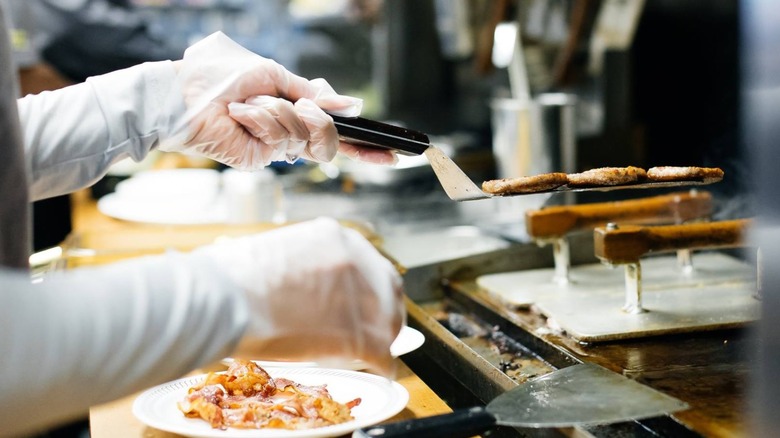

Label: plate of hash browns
[133,360,409,437]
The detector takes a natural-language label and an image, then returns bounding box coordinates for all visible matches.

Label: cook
[0,5,404,437]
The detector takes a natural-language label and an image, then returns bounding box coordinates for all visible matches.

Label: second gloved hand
[192,217,405,375]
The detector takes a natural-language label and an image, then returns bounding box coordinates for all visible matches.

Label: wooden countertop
[65,190,453,437]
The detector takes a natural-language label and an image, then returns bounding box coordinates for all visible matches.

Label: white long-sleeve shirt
[0,5,249,436]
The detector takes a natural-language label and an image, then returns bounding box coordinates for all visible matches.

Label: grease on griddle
[439,312,554,383]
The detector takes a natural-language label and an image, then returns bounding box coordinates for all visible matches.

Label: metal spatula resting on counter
[352,362,688,438]
[332,115,723,202]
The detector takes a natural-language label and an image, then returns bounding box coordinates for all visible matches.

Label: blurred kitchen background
[22,0,748,248]
[129,0,744,191]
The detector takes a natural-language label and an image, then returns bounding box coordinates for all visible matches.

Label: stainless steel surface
[551,237,570,284]
[490,94,577,184]
[381,225,510,269]
[357,362,688,437]
[403,284,702,436]
[622,262,644,314]
[537,93,578,181]
[424,145,492,201]
[477,252,755,309]
[535,282,759,342]
[487,363,688,428]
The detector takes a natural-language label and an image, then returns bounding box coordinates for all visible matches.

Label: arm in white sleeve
[0,252,248,437]
[17,61,181,201]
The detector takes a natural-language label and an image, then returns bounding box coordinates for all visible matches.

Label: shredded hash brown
[646,166,724,183]
[566,166,647,187]
[482,172,568,195]
[177,359,361,430]
[480,165,723,195]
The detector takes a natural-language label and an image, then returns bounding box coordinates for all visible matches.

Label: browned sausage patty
[566,166,647,188]
[482,172,569,195]
[646,166,724,183]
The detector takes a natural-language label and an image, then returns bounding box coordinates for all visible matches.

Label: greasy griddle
[407,282,751,437]
[479,252,755,308]
[392,211,753,436]
[478,192,752,308]
[468,193,758,341]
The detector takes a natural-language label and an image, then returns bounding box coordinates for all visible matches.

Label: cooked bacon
[177,385,227,429]
[178,359,359,430]
[223,361,275,397]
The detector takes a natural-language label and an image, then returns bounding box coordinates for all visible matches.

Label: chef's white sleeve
[0,251,249,437]
[17,60,181,201]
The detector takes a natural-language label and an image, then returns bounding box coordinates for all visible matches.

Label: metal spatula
[332,115,723,202]
[352,363,688,438]
[332,115,492,201]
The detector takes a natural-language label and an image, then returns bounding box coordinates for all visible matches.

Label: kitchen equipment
[490,94,577,195]
[594,219,752,313]
[332,115,723,201]
[222,168,284,224]
[403,278,744,435]
[480,252,754,309]
[526,190,712,283]
[353,362,688,438]
[535,281,759,342]
[478,190,754,308]
[534,219,758,341]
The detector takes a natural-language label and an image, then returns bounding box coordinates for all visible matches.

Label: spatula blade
[424,146,491,201]
[489,363,689,428]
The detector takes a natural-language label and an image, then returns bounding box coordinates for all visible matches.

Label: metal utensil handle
[330,114,430,156]
[352,406,496,438]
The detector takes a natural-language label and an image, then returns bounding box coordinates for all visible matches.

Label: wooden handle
[525,191,713,239]
[594,219,751,264]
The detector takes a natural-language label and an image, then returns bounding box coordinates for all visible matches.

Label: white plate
[133,367,409,438]
[390,326,425,357]
[222,326,425,370]
[97,169,227,225]
[98,192,227,224]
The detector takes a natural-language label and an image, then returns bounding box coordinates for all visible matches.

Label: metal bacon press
[476,190,757,342]
[384,189,758,437]
[337,116,757,436]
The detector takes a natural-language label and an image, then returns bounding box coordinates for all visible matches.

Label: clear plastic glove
[193,217,405,376]
[160,31,397,170]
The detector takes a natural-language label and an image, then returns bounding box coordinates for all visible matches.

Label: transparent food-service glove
[193,217,406,376]
[160,31,397,170]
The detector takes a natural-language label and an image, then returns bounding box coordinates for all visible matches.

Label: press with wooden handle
[525,190,713,284]
[476,191,733,309]
[594,219,752,314]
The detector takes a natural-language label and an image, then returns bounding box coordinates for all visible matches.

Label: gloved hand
[160,31,397,170]
[193,217,405,376]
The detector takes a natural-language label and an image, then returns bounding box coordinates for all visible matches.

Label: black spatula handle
[352,406,497,438]
[330,114,430,156]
